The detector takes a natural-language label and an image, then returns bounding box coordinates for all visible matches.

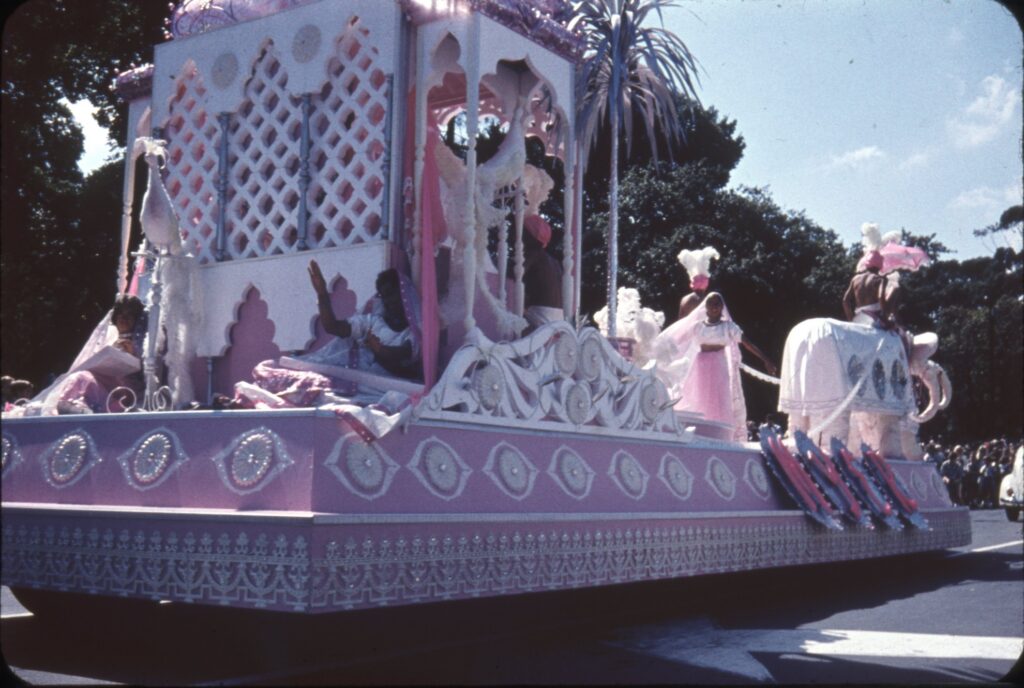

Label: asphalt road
[2,509,1021,685]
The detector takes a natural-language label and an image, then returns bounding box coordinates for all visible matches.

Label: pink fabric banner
[402,90,445,390]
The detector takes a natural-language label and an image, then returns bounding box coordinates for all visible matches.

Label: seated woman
[12,294,147,415]
[236,260,422,413]
[653,292,776,443]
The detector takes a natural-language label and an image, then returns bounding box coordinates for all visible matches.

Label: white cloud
[898,152,929,171]
[64,98,113,175]
[949,183,1022,210]
[947,75,1019,149]
[828,145,886,169]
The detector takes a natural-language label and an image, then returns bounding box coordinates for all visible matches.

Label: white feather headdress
[860,222,901,253]
[676,246,720,280]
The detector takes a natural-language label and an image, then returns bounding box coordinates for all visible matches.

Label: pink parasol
[879,242,930,275]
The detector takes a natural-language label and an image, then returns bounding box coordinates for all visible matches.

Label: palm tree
[572,0,700,337]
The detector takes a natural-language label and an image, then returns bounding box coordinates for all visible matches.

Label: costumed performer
[9,294,147,416]
[521,164,563,331]
[843,223,896,329]
[676,246,719,319]
[236,259,422,411]
[653,292,777,442]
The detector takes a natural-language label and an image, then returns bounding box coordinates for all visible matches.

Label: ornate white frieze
[418,322,683,439]
[1,510,971,613]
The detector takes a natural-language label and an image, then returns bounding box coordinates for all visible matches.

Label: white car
[998,446,1024,522]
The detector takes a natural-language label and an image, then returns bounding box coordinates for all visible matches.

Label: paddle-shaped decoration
[829,437,902,530]
[758,424,842,530]
[861,444,930,530]
[793,431,873,530]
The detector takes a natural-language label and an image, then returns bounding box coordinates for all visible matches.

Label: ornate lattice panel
[227,43,304,260]
[160,18,390,265]
[163,62,221,263]
[307,18,388,249]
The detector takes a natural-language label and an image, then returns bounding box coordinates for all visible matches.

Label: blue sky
[668,0,1022,258]
[72,0,1021,258]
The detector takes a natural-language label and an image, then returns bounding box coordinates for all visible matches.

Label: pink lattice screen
[162,18,389,265]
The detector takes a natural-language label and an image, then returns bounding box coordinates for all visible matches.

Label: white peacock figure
[134,136,200,409]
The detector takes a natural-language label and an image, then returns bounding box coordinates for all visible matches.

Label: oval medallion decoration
[232,434,274,487]
[409,437,471,501]
[325,433,398,500]
[117,429,189,491]
[553,334,579,376]
[211,428,293,495]
[484,442,538,500]
[609,450,648,500]
[578,337,603,382]
[743,457,772,501]
[639,381,663,423]
[2,433,23,477]
[211,52,239,90]
[564,381,592,425]
[548,446,595,500]
[291,24,322,64]
[872,359,887,400]
[42,430,99,488]
[133,434,171,484]
[658,453,694,501]
[472,363,504,411]
[704,455,736,500]
[847,355,866,397]
[890,359,908,401]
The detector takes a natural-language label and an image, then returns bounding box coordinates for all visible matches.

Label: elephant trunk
[909,360,951,424]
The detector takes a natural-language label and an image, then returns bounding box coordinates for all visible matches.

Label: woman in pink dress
[654,292,776,442]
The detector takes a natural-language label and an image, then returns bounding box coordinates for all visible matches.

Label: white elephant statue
[778,318,951,458]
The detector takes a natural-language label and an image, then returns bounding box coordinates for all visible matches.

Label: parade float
[1,0,969,616]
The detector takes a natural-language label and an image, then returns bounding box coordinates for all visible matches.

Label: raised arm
[678,292,701,320]
[740,335,778,376]
[308,260,351,339]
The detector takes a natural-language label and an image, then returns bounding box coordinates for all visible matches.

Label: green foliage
[1,0,165,384]
[898,241,1023,442]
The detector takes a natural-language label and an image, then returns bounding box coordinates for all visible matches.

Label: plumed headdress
[677,246,720,290]
[858,222,930,274]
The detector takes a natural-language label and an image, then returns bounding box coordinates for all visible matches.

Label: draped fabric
[9,310,145,416]
[402,89,444,391]
[652,293,747,442]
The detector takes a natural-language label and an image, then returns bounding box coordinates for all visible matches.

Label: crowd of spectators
[930,437,1021,508]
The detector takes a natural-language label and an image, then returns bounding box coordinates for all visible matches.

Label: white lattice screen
[162,18,389,265]
[164,63,221,262]
[307,19,388,249]
[227,44,303,260]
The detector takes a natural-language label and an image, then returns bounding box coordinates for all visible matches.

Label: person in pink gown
[654,292,776,442]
